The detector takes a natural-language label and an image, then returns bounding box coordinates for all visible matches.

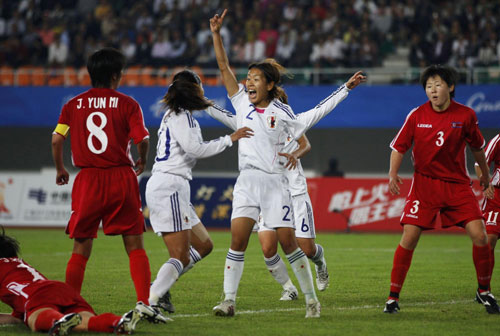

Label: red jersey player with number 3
[51,48,166,323]
[384,65,499,314]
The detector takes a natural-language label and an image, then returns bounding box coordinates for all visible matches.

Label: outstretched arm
[292,71,366,136]
[210,9,239,97]
[205,104,237,131]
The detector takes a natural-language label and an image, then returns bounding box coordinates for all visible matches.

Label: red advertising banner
[307,177,485,233]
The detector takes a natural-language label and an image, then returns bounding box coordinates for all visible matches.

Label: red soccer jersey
[390,100,485,184]
[55,88,149,168]
[485,134,500,187]
[0,258,48,320]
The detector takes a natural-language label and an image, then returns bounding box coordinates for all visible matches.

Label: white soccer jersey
[229,83,349,174]
[151,108,232,180]
[206,83,350,193]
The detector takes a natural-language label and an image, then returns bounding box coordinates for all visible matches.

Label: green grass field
[1,228,500,335]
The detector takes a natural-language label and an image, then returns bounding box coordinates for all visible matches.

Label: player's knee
[301,245,315,258]
[200,238,213,257]
[261,245,278,258]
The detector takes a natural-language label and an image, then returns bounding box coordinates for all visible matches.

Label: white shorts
[145,173,200,234]
[232,169,294,229]
[257,192,316,239]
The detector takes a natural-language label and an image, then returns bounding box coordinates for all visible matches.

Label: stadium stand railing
[2,66,499,87]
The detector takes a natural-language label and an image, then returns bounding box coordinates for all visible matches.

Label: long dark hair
[0,226,20,258]
[162,70,212,114]
[248,58,291,104]
[420,64,458,98]
[87,47,126,88]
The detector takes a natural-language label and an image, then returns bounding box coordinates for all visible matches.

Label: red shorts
[25,280,95,323]
[400,173,483,230]
[67,166,145,238]
[482,188,500,236]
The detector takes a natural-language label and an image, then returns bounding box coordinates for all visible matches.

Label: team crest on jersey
[451,122,463,128]
[267,115,277,129]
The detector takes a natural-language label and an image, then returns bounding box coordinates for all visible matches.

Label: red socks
[66,253,89,293]
[389,244,414,300]
[473,244,492,292]
[34,309,64,331]
[88,313,121,333]
[129,248,151,304]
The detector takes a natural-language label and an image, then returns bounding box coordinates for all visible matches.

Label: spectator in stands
[430,31,452,65]
[48,33,69,66]
[151,30,171,65]
[120,36,137,64]
[244,34,265,63]
[169,30,187,66]
[275,30,295,67]
[258,21,279,58]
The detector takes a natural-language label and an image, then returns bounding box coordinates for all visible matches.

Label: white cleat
[114,309,141,335]
[213,299,235,317]
[48,313,82,336]
[315,264,329,291]
[305,298,321,318]
[135,301,172,324]
[280,287,299,301]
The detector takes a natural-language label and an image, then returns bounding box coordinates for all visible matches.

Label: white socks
[149,258,183,306]
[264,253,294,290]
[180,247,202,276]
[223,249,245,301]
[286,248,317,302]
[310,244,325,268]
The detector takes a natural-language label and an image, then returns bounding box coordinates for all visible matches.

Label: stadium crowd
[0,0,499,71]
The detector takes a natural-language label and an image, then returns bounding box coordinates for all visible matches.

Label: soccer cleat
[155,290,175,314]
[383,299,400,314]
[114,309,141,335]
[476,290,500,314]
[305,298,321,318]
[280,287,299,301]
[475,289,483,304]
[135,301,171,323]
[315,264,329,291]
[213,299,235,317]
[48,313,82,336]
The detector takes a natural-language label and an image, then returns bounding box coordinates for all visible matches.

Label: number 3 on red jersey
[436,131,444,147]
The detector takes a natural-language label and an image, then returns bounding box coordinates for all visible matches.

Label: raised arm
[294,71,366,134]
[210,9,239,97]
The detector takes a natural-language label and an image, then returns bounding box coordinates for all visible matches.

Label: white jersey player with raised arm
[146,108,233,234]
[206,83,351,236]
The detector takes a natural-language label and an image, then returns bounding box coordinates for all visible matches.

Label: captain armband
[53,123,70,137]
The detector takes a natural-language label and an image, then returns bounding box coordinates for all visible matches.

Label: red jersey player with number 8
[384,65,499,315]
[51,48,166,324]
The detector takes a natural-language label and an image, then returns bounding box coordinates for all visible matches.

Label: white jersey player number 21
[86,112,108,154]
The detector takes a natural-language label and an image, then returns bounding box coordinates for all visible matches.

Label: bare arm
[210,9,239,97]
[471,146,492,192]
[278,135,311,170]
[0,313,22,325]
[51,133,69,185]
[134,138,149,176]
[388,150,404,195]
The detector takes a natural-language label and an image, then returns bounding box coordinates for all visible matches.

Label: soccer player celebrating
[51,48,165,322]
[384,65,500,314]
[0,228,144,335]
[475,133,500,300]
[210,9,365,318]
[146,70,253,314]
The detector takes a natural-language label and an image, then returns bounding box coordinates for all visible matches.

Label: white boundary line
[171,299,473,318]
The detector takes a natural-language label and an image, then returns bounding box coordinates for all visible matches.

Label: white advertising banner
[0,171,73,227]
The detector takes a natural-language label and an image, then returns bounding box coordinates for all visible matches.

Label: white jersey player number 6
[86,112,108,154]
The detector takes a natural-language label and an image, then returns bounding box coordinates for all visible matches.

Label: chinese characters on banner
[307,177,485,232]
